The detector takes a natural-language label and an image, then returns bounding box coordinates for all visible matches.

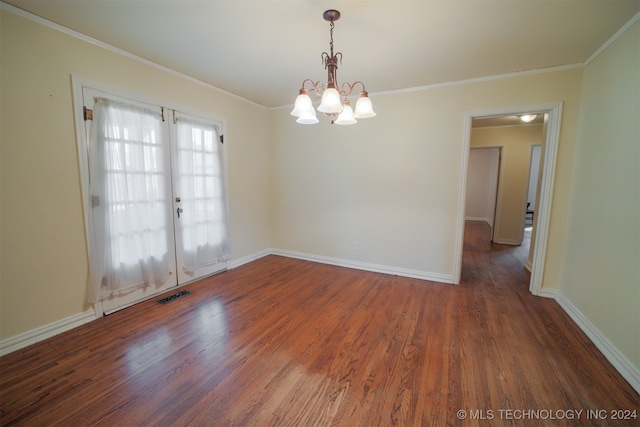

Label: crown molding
[585,11,640,66]
[272,63,583,111]
[371,63,585,99]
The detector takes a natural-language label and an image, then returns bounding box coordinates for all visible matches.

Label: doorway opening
[465,115,543,255]
[454,103,563,296]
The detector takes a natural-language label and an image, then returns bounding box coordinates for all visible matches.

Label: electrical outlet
[352,242,359,251]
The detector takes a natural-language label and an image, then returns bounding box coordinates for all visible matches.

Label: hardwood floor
[1,222,638,426]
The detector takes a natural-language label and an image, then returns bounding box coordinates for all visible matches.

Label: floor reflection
[125,327,171,375]
[123,297,229,381]
[193,298,228,357]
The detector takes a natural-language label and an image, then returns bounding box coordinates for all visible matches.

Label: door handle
[177,207,183,218]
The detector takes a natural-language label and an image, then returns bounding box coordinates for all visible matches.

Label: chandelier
[290,9,376,125]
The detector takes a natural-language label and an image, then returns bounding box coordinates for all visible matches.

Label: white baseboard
[493,238,522,245]
[231,248,455,284]
[466,217,491,224]
[0,310,97,357]
[553,291,640,394]
[496,285,639,393]
[537,287,558,299]
[271,248,454,284]
[228,249,271,269]
[524,260,533,272]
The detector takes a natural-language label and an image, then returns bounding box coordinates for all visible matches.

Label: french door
[171,112,230,284]
[82,87,229,314]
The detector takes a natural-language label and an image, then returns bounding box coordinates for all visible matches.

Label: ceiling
[472,114,545,128]
[4,0,639,109]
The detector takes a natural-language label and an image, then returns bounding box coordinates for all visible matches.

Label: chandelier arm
[301,78,317,89]
[339,83,352,98]
[341,81,368,98]
[300,79,325,99]
[314,81,325,98]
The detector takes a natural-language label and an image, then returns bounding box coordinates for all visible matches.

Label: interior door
[83,88,178,314]
[171,112,229,285]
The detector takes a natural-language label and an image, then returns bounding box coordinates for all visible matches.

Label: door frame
[71,75,229,316]
[453,102,563,296]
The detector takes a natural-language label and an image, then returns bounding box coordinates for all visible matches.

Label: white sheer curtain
[89,98,172,300]
[175,116,231,275]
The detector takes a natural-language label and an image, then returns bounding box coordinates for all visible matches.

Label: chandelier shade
[290,90,314,117]
[317,88,343,113]
[335,102,356,125]
[354,92,376,118]
[296,110,320,124]
[292,10,376,125]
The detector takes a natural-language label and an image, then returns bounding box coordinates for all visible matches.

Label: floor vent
[158,290,191,304]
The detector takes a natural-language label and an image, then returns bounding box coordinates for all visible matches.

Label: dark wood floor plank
[1,222,638,426]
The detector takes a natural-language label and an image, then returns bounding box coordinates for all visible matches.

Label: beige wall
[560,21,639,369]
[0,10,272,339]
[271,69,582,284]
[471,125,544,244]
[465,147,499,224]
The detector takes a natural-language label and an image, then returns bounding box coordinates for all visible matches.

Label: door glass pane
[174,117,231,282]
[88,97,174,301]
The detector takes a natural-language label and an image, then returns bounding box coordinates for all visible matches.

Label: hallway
[460,220,532,290]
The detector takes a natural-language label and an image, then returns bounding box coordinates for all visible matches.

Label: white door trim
[453,102,563,296]
[71,75,230,314]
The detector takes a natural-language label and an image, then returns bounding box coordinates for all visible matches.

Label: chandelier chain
[329,20,335,57]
